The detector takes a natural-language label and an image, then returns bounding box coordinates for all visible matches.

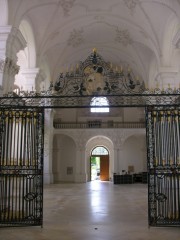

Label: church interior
[0,0,180,239]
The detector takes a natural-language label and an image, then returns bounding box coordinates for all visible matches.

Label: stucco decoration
[59,0,76,16]
[123,0,139,14]
[67,28,84,47]
[115,29,133,46]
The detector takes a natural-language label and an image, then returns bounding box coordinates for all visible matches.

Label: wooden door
[100,156,109,181]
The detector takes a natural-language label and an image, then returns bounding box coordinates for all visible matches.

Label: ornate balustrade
[53,121,145,129]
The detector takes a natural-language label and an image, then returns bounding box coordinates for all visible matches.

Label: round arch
[91,146,109,155]
[85,135,114,182]
[18,18,37,68]
[15,18,37,90]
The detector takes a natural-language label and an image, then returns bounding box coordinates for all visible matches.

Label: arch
[18,19,36,68]
[0,0,8,25]
[91,146,109,155]
[86,135,114,181]
[15,18,37,90]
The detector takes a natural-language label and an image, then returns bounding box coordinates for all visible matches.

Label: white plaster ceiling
[7,0,180,84]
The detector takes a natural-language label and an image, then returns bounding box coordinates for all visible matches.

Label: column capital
[19,68,39,91]
[155,67,178,89]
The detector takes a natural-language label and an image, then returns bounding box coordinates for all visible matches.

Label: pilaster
[75,138,87,182]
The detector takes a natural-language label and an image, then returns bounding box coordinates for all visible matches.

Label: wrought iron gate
[0,108,44,227]
[146,106,180,226]
[1,50,180,228]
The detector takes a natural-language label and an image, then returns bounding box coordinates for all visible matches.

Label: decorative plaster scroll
[67,28,84,47]
[115,28,133,46]
[59,0,76,16]
[123,0,139,14]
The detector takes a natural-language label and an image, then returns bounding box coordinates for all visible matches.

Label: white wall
[54,108,146,124]
[52,128,146,183]
[123,107,145,122]
[122,135,147,174]
[53,134,76,182]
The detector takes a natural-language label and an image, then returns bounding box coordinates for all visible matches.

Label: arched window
[92,146,109,155]
[90,97,109,113]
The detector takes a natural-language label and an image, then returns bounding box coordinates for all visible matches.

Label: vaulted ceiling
[7,0,180,86]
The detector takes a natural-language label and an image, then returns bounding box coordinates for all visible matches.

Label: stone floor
[0,181,180,240]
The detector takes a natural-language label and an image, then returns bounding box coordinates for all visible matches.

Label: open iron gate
[0,108,44,227]
[146,106,180,226]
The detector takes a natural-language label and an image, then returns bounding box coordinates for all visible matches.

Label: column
[113,146,119,174]
[113,130,125,174]
[118,145,124,174]
[75,140,87,183]
[113,144,124,174]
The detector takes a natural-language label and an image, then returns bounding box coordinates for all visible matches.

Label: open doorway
[90,146,109,181]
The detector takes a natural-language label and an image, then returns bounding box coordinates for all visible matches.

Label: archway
[90,146,109,181]
[86,135,114,182]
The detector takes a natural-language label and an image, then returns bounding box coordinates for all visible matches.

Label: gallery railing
[53,121,145,129]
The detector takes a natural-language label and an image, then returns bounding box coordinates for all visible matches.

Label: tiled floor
[0,181,180,240]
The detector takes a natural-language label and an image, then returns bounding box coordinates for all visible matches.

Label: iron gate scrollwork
[146,106,180,226]
[0,108,44,227]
